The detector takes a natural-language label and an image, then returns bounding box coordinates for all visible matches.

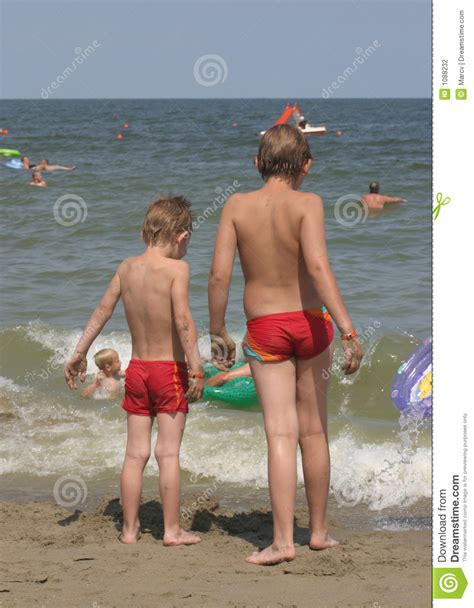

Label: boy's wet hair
[256,124,313,184]
[142,196,193,246]
[94,348,118,370]
[369,181,380,193]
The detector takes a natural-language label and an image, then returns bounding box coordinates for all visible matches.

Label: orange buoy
[117,133,123,139]
[123,124,129,129]
[335,130,343,137]
[232,122,238,128]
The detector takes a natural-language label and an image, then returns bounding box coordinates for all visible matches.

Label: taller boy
[209,125,363,565]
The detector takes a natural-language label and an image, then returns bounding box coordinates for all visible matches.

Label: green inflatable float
[0,149,21,157]
[203,362,258,407]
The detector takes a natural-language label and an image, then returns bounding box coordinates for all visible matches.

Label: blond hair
[256,124,313,184]
[94,348,118,370]
[142,196,193,246]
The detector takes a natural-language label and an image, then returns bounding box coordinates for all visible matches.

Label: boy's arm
[227,362,251,380]
[205,363,251,387]
[65,270,122,390]
[170,262,204,399]
[300,195,362,375]
[208,198,238,368]
[80,375,102,399]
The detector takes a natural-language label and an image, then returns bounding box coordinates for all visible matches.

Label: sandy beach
[0,494,431,608]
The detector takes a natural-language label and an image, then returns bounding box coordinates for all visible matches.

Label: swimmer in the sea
[21,156,36,170]
[33,158,77,171]
[361,181,406,210]
[30,171,46,187]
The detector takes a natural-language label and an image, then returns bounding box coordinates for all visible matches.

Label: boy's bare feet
[246,543,296,565]
[163,529,202,546]
[118,524,142,544]
[309,532,339,550]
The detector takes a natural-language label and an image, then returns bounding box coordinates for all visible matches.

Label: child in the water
[29,171,46,187]
[80,348,124,399]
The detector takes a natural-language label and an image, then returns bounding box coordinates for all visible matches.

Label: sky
[1,0,431,99]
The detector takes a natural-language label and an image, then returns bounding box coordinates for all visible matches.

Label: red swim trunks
[121,360,189,416]
[242,307,334,362]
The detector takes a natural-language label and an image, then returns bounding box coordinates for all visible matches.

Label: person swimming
[205,362,251,387]
[33,159,77,171]
[361,181,406,210]
[21,156,36,170]
[29,171,46,187]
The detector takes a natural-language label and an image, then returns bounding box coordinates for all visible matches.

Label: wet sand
[0,495,431,608]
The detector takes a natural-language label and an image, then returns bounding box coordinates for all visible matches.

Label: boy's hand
[95,371,106,386]
[186,377,204,401]
[64,352,88,389]
[341,339,363,375]
[210,330,236,370]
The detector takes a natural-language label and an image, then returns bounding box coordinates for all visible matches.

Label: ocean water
[0,99,431,524]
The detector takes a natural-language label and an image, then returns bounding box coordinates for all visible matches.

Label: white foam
[330,433,431,510]
[1,326,431,511]
[24,321,133,376]
[0,376,23,392]
[1,372,431,510]
[181,413,431,511]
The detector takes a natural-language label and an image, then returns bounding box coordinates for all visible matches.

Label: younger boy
[80,348,124,399]
[65,196,204,546]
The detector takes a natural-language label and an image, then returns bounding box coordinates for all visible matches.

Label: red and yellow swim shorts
[242,307,334,362]
[121,360,189,416]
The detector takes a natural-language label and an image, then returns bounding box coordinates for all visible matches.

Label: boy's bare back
[222,184,326,320]
[118,252,188,361]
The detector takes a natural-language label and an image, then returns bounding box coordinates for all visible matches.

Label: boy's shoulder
[223,190,259,213]
[226,189,322,204]
[167,258,189,273]
[298,191,323,207]
[117,255,188,275]
[221,190,323,223]
[116,255,140,274]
